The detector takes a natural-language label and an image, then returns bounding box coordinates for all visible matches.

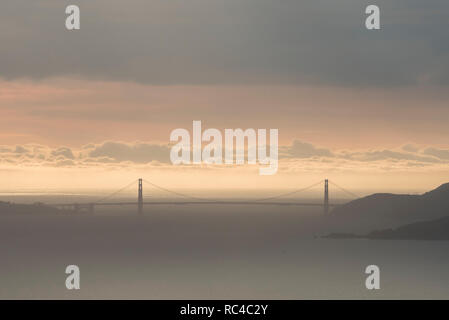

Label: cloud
[14,145,28,154]
[1,140,449,175]
[422,147,449,160]
[339,149,441,163]
[280,140,446,165]
[53,159,76,167]
[281,140,334,158]
[0,141,179,167]
[87,141,171,163]
[51,147,74,159]
[401,144,420,153]
[0,0,448,87]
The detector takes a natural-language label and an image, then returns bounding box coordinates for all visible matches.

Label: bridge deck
[52,201,338,207]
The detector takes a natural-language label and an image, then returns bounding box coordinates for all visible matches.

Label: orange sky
[1,78,449,193]
[1,78,449,148]
[1,0,448,193]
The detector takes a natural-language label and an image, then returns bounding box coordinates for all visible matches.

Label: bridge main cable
[251,180,324,202]
[95,179,139,203]
[142,178,324,203]
[142,179,223,202]
[328,180,359,199]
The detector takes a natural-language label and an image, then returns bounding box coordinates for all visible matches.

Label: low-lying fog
[1,197,448,299]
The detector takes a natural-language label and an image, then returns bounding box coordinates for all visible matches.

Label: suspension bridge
[51,178,358,215]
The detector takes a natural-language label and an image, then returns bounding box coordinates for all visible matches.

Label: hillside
[328,183,449,230]
[325,215,449,241]
[367,215,449,240]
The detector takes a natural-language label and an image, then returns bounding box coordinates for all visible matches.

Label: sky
[0,0,449,194]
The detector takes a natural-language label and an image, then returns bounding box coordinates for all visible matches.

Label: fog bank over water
[1,205,448,299]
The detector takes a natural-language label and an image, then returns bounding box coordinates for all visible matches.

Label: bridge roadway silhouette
[51,178,357,215]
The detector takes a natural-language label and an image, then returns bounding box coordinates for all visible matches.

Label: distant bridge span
[51,178,356,215]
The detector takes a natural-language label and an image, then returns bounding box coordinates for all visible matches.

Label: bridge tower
[324,179,329,215]
[138,178,143,215]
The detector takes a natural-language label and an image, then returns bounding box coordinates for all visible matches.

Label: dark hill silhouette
[325,215,449,241]
[367,215,449,240]
[0,201,72,215]
[421,182,449,200]
[329,183,449,231]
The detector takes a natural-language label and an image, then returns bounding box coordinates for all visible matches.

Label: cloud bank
[1,140,448,174]
[1,0,448,87]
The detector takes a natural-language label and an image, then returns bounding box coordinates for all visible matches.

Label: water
[0,203,448,299]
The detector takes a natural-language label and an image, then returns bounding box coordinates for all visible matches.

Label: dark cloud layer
[1,0,448,86]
